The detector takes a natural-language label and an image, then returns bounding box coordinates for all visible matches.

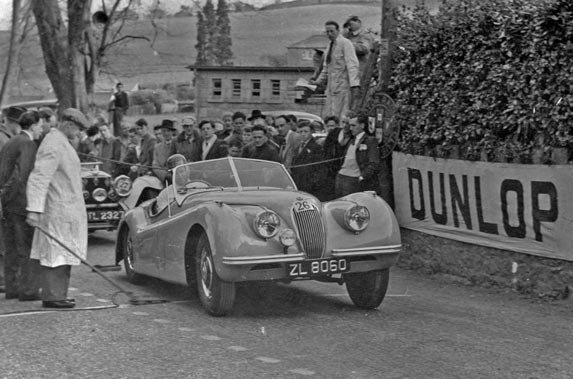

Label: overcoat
[26,128,87,267]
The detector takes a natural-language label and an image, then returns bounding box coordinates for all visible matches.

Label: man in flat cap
[152,119,177,182]
[26,108,89,309]
[344,15,375,85]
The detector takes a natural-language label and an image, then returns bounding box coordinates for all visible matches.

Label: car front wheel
[344,269,390,309]
[122,228,145,284]
[196,233,236,316]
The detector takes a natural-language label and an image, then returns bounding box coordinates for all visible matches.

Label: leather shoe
[42,300,76,309]
[19,294,42,301]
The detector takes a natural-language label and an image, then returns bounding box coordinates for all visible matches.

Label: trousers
[2,212,41,297]
[40,265,72,301]
[335,173,361,198]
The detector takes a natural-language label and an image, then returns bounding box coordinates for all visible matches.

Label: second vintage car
[82,162,132,231]
[115,157,401,316]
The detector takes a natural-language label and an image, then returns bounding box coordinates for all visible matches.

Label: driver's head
[167,154,187,170]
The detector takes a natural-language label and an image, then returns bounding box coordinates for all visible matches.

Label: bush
[390,0,573,162]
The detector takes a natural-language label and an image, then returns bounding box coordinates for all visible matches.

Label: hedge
[389,0,573,163]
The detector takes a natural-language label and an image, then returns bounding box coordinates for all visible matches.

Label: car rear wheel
[122,228,145,284]
[195,233,236,316]
[344,269,390,309]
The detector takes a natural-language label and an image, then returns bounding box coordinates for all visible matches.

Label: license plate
[287,258,350,278]
[293,200,315,213]
[87,209,123,222]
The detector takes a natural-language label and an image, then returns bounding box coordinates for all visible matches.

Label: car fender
[119,175,164,210]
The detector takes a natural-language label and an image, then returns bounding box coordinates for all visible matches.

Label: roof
[188,65,315,72]
[288,34,329,49]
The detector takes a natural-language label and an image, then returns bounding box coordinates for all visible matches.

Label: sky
[0,0,280,30]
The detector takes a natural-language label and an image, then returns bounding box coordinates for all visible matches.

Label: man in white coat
[311,20,361,120]
[26,108,89,309]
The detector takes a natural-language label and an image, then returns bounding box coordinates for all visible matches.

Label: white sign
[392,152,573,261]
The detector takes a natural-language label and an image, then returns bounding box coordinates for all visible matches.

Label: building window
[302,50,313,61]
[212,78,222,97]
[251,79,261,98]
[271,80,281,97]
[232,79,241,97]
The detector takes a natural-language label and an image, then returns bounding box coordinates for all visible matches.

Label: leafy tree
[195,11,208,65]
[215,0,233,65]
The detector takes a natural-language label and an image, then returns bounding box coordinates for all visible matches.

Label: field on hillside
[1,1,443,100]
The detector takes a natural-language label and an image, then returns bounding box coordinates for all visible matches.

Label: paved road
[1,231,571,379]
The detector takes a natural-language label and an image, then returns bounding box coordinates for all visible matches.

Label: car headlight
[113,175,132,197]
[279,229,296,246]
[344,205,370,233]
[92,188,108,202]
[253,210,280,239]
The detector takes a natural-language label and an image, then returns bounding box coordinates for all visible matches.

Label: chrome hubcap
[200,248,213,299]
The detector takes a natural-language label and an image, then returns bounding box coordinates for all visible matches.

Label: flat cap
[181,116,196,126]
[5,106,27,122]
[61,108,89,130]
[345,15,361,23]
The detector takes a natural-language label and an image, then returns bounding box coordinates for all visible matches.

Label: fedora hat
[5,106,27,123]
[160,119,176,130]
[248,109,265,121]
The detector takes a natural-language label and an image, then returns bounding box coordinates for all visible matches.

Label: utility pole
[377,0,398,208]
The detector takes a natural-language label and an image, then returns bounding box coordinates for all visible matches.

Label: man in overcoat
[152,120,177,182]
[134,118,156,176]
[0,111,43,300]
[335,115,380,198]
[110,82,129,137]
[26,108,90,309]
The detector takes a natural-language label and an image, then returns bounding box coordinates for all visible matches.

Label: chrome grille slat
[293,207,325,259]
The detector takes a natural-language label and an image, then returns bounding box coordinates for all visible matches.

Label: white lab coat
[27,128,87,267]
[317,34,360,120]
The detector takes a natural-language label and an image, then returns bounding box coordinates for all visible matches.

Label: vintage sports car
[115,158,401,316]
[81,162,132,231]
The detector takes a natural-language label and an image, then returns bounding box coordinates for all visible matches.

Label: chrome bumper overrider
[222,253,305,265]
[331,244,402,257]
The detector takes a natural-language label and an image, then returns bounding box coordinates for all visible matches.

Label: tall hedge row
[389,0,573,162]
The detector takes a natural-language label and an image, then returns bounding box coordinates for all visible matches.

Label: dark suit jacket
[291,137,324,195]
[138,133,156,175]
[0,132,38,215]
[342,133,380,193]
[201,138,228,161]
[242,141,280,162]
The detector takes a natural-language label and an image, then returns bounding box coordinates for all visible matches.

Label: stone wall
[397,228,573,300]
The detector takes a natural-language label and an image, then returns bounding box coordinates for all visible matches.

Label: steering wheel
[185,180,210,189]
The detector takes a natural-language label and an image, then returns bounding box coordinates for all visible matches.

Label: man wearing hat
[152,119,177,182]
[175,116,202,162]
[310,20,360,120]
[26,108,90,308]
[344,15,375,84]
[0,106,27,152]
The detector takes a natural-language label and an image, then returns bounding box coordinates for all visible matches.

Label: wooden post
[377,0,398,209]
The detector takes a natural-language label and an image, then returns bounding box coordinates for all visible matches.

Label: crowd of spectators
[75,108,381,201]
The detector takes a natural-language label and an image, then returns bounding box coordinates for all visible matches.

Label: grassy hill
[1,1,444,100]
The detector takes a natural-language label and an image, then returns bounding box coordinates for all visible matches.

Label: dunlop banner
[392,152,573,261]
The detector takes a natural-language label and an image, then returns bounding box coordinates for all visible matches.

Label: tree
[215,0,233,66]
[195,11,208,65]
[203,0,217,65]
[31,0,91,111]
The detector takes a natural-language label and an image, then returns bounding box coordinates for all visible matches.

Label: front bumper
[218,245,401,282]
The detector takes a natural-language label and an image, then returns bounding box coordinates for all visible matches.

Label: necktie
[326,39,335,64]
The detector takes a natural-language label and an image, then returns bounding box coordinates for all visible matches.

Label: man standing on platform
[310,20,360,120]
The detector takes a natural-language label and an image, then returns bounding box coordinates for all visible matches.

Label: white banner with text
[393,152,573,261]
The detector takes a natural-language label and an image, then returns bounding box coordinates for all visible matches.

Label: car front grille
[292,207,325,259]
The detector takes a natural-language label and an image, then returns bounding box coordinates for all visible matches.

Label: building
[286,34,328,66]
[191,65,326,119]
